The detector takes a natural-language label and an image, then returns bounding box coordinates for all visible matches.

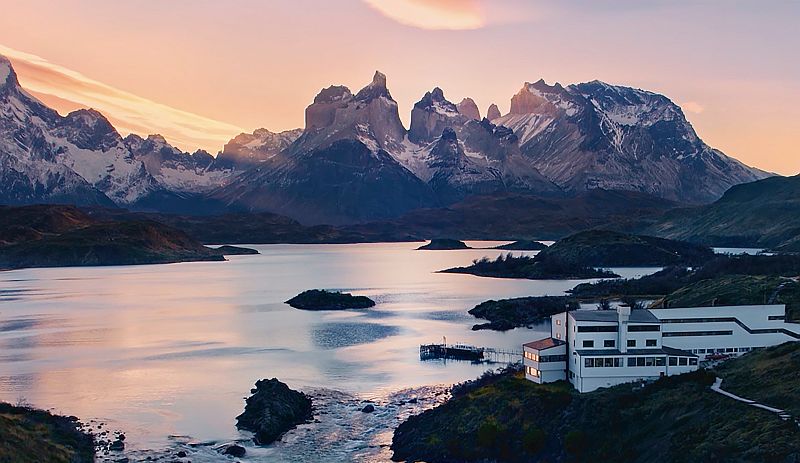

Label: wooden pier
[419,342,522,364]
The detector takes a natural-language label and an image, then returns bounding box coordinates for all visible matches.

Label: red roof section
[523,337,566,350]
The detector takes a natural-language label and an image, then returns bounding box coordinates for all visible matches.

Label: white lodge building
[524,304,800,393]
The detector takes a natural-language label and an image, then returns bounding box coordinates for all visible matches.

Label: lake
[0,242,659,461]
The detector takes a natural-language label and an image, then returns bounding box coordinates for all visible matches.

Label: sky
[0,0,797,175]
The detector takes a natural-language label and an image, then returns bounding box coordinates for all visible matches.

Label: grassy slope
[392,368,800,463]
[653,275,800,321]
[0,403,93,463]
[646,175,800,249]
[716,342,800,416]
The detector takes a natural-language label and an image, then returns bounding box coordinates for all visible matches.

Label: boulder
[236,379,313,445]
[223,444,246,457]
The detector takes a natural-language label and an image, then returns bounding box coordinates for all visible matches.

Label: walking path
[711,377,796,423]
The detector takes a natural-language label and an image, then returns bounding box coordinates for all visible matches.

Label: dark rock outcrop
[214,245,259,255]
[236,379,313,445]
[416,239,470,250]
[493,240,547,250]
[286,289,376,310]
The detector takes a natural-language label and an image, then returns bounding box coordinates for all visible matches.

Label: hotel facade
[524,304,800,393]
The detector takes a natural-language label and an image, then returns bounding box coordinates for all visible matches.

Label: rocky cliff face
[297,71,406,155]
[399,88,560,203]
[213,72,437,224]
[495,79,769,203]
[456,98,480,120]
[486,103,502,121]
[216,128,302,168]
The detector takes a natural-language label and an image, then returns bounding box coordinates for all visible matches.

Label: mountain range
[0,54,770,224]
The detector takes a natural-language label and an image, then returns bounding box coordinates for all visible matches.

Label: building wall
[650,305,799,359]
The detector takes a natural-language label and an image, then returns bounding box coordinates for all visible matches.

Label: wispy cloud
[0,45,244,153]
[682,101,705,114]
[362,0,486,30]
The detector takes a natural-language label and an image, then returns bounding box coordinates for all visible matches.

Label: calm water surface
[0,242,658,461]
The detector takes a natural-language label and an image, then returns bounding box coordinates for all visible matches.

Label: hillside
[354,189,680,241]
[0,402,94,463]
[652,275,800,321]
[0,205,224,269]
[536,229,715,267]
[646,175,800,249]
[392,359,800,463]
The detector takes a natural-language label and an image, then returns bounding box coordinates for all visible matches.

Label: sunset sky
[1,0,797,174]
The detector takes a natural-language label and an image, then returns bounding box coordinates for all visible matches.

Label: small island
[214,245,260,255]
[492,240,547,251]
[286,289,376,310]
[441,254,618,280]
[417,239,471,250]
[469,296,580,331]
[537,230,715,267]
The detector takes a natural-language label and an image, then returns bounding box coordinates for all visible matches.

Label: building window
[768,315,785,320]
[585,358,593,368]
[604,358,614,367]
[527,367,540,377]
[583,340,594,348]
[679,357,688,366]
[628,325,660,332]
[662,330,733,337]
[578,325,618,332]
[627,357,636,367]
[689,358,698,366]
[669,357,677,366]
[604,340,615,348]
[656,357,666,366]
[637,357,645,367]
[627,340,636,348]
[646,339,657,347]
[556,319,562,325]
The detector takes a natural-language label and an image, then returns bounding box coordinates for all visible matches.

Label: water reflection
[0,241,655,456]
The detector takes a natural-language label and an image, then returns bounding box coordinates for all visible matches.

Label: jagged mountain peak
[0,54,18,90]
[486,103,501,120]
[313,85,352,104]
[355,70,393,102]
[408,87,464,143]
[456,98,480,120]
[415,87,457,112]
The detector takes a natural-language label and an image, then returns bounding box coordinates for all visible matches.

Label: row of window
[524,352,568,363]
[691,347,759,354]
[662,330,733,337]
[581,339,658,348]
[583,356,698,368]
[576,324,661,333]
[526,366,540,378]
